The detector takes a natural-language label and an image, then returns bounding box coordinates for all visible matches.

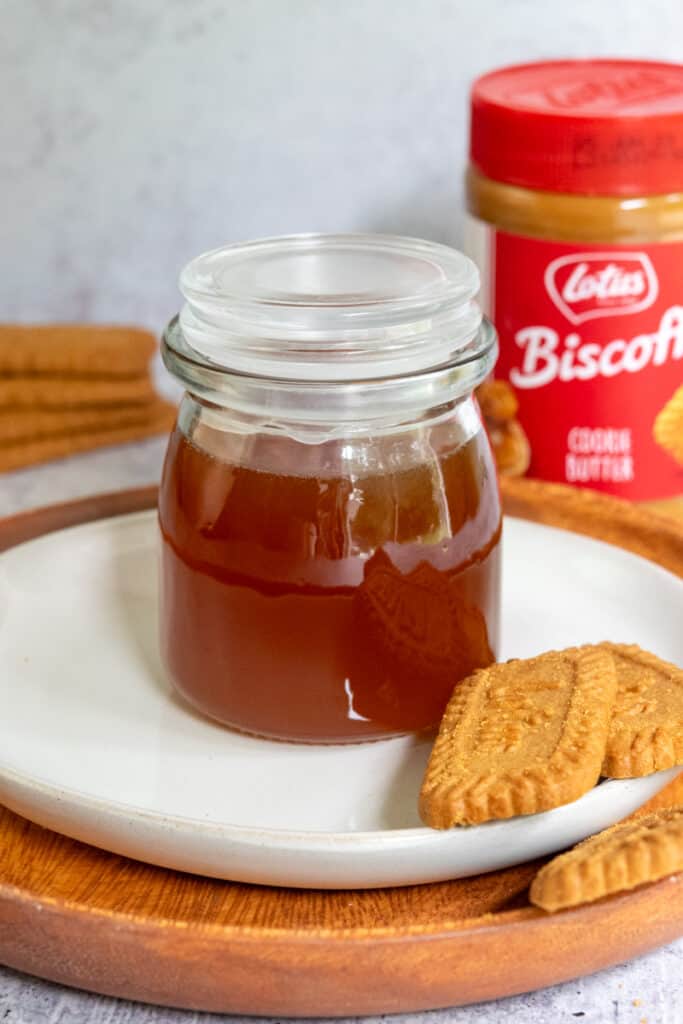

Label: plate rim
[1,749,676,847]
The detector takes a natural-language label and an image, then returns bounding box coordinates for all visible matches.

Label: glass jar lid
[163,234,497,429]
[173,233,487,381]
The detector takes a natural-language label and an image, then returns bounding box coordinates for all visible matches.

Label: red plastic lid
[470,60,683,196]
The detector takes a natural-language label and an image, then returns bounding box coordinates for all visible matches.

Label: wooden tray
[1,480,682,1017]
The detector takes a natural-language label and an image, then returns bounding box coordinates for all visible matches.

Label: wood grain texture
[499,476,683,577]
[0,480,682,1016]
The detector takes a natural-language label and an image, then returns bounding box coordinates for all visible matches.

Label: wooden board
[0,480,682,1017]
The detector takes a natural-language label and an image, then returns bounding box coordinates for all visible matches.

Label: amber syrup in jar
[159,234,501,742]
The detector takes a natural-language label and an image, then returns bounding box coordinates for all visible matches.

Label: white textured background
[2,0,683,334]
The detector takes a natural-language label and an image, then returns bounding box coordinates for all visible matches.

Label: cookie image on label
[654,384,683,465]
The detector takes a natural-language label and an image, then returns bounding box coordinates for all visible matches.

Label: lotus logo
[544,253,659,325]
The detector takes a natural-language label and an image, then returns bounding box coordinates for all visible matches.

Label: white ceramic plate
[0,511,680,889]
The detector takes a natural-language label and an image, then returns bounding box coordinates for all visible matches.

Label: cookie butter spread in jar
[466,60,683,513]
[159,235,501,743]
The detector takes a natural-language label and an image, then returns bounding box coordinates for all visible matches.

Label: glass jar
[159,234,501,743]
[465,59,683,518]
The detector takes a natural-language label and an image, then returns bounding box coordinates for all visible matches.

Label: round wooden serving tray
[1,480,682,1016]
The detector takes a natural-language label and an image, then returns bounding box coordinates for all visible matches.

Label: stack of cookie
[0,325,177,473]
[476,379,531,478]
[419,643,683,911]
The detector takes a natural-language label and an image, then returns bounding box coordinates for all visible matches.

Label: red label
[492,232,683,500]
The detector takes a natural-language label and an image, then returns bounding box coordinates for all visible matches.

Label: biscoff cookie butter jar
[465,60,683,513]
[159,234,501,743]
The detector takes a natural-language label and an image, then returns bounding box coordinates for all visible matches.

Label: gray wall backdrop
[3,0,683,333]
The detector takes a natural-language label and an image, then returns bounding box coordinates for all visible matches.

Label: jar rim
[174,233,485,383]
[161,314,497,429]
